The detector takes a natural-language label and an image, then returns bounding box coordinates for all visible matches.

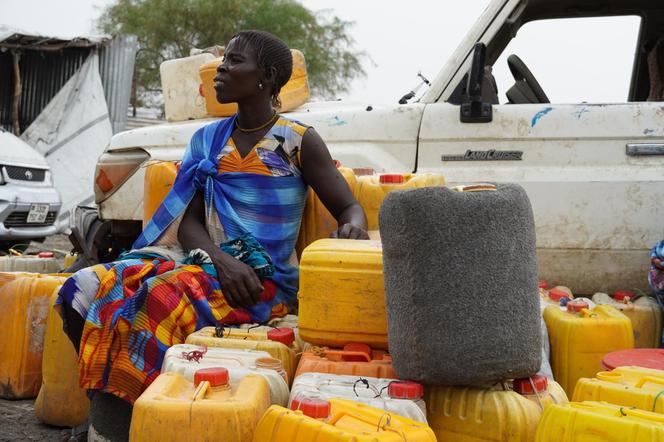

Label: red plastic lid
[612,291,634,301]
[333,159,342,168]
[38,251,55,258]
[267,328,295,347]
[538,280,548,289]
[194,367,229,387]
[388,381,424,399]
[548,289,569,302]
[602,349,664,371]
[567,301,589,313]
[513,375,548,395]
[198,83,205,97]
[290,398,331,419]
[379,174,405,184]
[341,343,372,362]
[352,167,375,176]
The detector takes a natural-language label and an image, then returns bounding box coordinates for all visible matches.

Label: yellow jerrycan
[573,365,664,413]
[543,302,633,395]
[535,401,664,442]
[130,368,271,442]
[0,274,68,398]
[426,375,568,442]
[34,290,90,427]
[354,173,445,230]
[252,397,436,442]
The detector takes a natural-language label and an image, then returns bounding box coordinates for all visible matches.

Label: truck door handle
[626,143,664,156]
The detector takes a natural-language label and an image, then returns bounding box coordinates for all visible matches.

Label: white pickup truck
[81,0,664,294]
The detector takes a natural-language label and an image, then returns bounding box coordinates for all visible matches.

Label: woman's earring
[258,82,264,90]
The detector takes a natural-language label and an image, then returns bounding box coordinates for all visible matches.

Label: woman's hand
[331,223,370,240]
[211,251,263,309]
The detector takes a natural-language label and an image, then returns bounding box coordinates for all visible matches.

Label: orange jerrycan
[130,368,271,442]
[298,239,387,349]
[535,401,664,442]
[0,275,68,398]
[200,49,309,117]
[543,302,633,395]
[592,291,662,348]
[573,366,664,413]
[426,375,568,442]
[34,291,90,427]
[142,160,179,226]
[252,398,436,442]
[295,344,396,379]
[295,165,357,257]
[354,173,445,230]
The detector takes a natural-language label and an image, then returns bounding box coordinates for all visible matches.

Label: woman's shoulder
[273,115,313,138]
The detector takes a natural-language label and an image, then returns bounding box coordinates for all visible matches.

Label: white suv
[0,129,61,251]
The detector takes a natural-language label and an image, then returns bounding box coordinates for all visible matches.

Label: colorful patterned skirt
[57,257,286,404]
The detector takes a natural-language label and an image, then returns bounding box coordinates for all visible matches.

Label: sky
[0,0,640,105]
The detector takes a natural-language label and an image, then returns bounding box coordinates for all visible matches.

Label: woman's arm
[300,128,369,239]
[178,191,263,308]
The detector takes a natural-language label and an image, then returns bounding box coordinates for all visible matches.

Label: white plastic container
[161,344,289,406]
[0,254,60,273]
[288,372,427,423]
[160,53,214,122]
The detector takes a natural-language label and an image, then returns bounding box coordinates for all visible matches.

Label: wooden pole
[10,50,22,136]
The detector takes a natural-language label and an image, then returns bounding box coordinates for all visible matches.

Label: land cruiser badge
[442,149,523,161]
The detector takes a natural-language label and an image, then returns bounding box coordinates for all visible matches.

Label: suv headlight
[94,149,150,203]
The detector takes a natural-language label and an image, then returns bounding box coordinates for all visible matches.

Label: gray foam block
[379,184,541,385]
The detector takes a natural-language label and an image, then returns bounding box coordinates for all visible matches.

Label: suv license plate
[27,204,49,223]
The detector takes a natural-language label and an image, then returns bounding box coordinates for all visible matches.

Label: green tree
[98,0,366,109]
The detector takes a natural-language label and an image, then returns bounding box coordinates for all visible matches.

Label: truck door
[416,15,664,294]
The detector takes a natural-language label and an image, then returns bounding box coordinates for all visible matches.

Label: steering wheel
[507,54,550,103]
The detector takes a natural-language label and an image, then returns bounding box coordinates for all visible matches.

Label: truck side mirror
[460,43,493,123]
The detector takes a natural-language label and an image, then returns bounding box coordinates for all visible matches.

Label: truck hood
[107,100,419,151]
[0,131,50,168]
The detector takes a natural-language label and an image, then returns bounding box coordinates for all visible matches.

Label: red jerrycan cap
[194,367,229,387]
[388,381,424,399]
[538,280,548,289]
[267,328,295,346]
[548,289,569,302]
[341,343,372,362]
[333,159,342,168]
[567,301,589,313]
[38,251,55,258]
[513,375,548,395]
[612,291,634,301]
[379,174,405,184]
[602,348,664,371]
[290,398,331,419]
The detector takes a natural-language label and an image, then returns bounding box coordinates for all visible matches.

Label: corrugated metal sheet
[0,47,91,133]
[99,35,138,134]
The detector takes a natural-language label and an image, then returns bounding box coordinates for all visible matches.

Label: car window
[492,16,641,104]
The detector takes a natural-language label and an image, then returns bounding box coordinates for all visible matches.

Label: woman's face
[214,38,263,104]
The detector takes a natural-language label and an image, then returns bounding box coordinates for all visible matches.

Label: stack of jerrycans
[131,318,301,442]
[251,173,446,441]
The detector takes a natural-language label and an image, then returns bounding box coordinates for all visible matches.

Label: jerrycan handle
[635,376,664,388]
[616,406,664,423]
[323,349,372,362]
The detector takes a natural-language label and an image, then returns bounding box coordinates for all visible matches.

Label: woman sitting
[58,29,368,438]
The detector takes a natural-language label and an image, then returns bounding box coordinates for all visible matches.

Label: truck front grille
[3,165,46,182]
[3,211,57,228]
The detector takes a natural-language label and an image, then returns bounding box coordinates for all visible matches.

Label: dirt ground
[1,235,77,441]
[0,399,71,441]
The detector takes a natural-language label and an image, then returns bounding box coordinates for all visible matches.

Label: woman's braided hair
[232,30,293,108]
